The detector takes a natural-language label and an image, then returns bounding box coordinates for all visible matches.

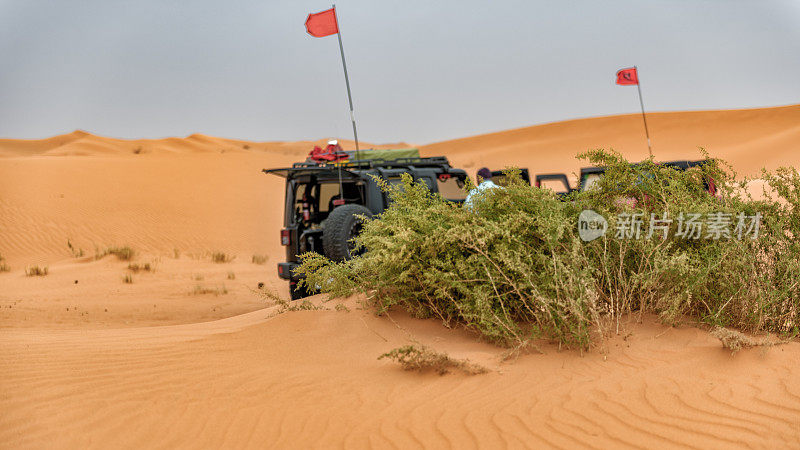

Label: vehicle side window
[285,182,295,226]
[436,176,467,200]
[386,177,404,189]
[538,179,570,194]
[417,176,436,191]
[491,174,510,187]
[582,174,603,191]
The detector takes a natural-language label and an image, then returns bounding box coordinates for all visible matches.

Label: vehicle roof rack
[290,156,453,170]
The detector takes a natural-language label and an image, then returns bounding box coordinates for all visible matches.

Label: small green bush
[298,149,800,350]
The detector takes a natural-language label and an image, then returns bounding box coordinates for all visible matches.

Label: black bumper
[277,262,300,280]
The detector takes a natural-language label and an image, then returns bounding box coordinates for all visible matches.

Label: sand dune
[2,105,799,448]
[0,130,411,158]
[2,296,799,448]
[422,104,800,180]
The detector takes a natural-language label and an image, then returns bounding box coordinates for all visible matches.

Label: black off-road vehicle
[265,150,525,299]
[535,159,716,197]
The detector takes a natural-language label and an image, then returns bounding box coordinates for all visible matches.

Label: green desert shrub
[298,171,599,348]
[298,149,800,349]
[573,149,800,336]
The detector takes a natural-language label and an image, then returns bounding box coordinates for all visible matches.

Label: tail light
[280,229,291,246]
[535,180,541,188]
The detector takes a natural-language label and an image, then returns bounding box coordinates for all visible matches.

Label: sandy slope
[422,104,800,180]
[2,105,800,448]
[2,297,799,448]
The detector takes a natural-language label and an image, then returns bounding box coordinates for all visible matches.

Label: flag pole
[332,5,360,162]
[634,65,652,158]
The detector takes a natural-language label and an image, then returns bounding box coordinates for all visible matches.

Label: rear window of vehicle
[317,183,339,212]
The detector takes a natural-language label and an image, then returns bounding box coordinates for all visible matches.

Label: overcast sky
[1,0,798,144]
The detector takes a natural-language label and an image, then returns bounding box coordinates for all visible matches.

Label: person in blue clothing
[464,167,500,210]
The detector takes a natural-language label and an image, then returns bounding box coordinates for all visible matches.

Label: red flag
[616,67,638,85]
[305,8,339,37]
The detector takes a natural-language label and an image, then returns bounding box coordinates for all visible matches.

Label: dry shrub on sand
[190,284,228,296]
[212,252,233,263]
[252,254,268,265]
[96,246,134,261]
[25,265,48,276]
[379,344,487,375]
[127,262,152,273]
[711,326,773,354]
[0,253,9,272]
[67,240,84,258]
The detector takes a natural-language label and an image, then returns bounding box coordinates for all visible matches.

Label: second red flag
[616,67,638,85]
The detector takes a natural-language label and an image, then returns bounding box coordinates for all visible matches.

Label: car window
[583,174,603,191]
[386,177,404,189]
[318,183,339,212]
[418,176,436,191]
[538,178,570,194]
[491,174,511,187]
[436,176,467,200]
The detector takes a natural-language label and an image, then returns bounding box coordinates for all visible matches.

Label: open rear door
[489,168,531,186]
[535,173,573,197]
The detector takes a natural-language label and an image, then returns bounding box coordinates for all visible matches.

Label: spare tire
[323,204,373,262]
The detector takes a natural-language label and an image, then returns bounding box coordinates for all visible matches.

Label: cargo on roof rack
[284,156,453,170]
[340,148,420,162]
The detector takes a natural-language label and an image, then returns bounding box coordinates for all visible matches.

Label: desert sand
[2,105,799,448]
